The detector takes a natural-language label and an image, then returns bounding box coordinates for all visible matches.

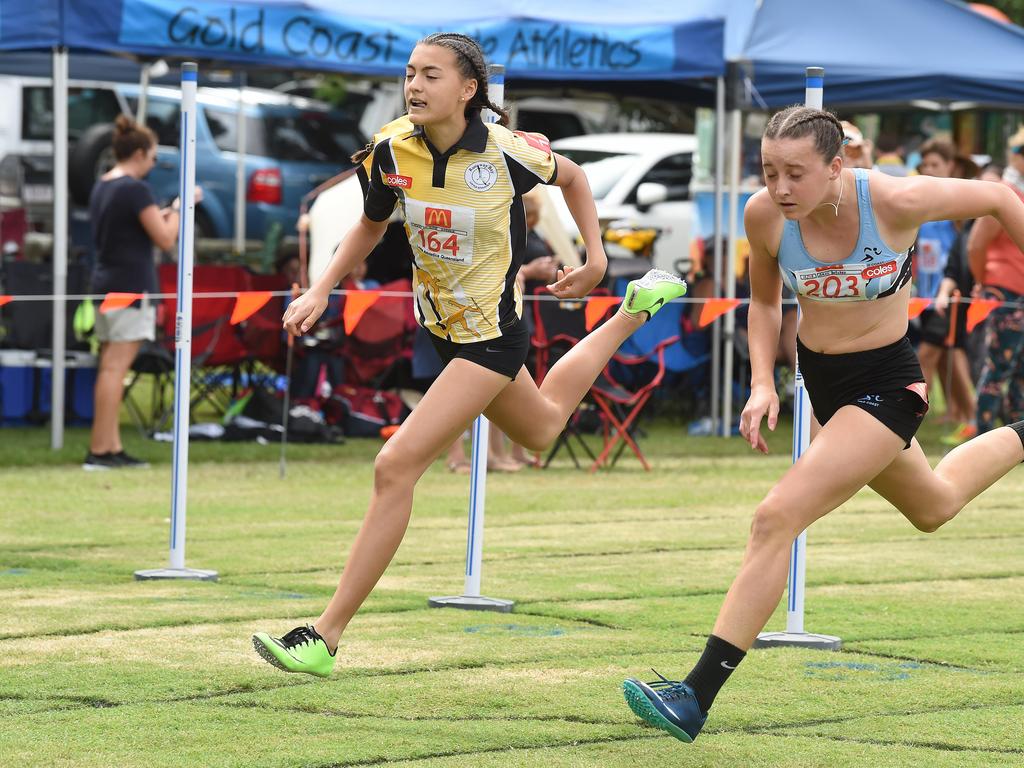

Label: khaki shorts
[95,298,156,343]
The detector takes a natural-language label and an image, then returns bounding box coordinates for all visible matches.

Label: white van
[550,132,698,276]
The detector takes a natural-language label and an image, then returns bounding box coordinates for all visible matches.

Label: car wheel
[69,124,115,206]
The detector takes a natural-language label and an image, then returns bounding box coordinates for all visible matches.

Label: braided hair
[418,32,510,128]
[764,106,844,164]
[350,32,510,165]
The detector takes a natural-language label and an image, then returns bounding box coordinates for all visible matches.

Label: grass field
[1,418,1022,767]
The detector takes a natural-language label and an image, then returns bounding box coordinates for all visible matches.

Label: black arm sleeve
[504,152,557,197]
[363,140,399,222]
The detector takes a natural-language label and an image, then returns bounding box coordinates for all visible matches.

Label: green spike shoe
[252,624,336,678]
[622,269,687,320]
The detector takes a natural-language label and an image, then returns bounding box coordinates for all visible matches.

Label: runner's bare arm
[740,192,784,453]
[310,215,389,298]
[893,175,1024,251]
[547,153,606,298]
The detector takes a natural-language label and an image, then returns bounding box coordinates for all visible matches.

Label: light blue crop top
[777,168,913,302]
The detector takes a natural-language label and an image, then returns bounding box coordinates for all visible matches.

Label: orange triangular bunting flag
[99,292,143,313]
[585,296,620,331]
[343,290,381,334]
[699,298,741,328]
[907,297,930,319]
[966,298,1001,332]
[230,291,273,325]
[0,295,12,308]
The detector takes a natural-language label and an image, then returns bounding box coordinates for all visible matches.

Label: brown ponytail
[351,141,374,165]
[111,114,156,161]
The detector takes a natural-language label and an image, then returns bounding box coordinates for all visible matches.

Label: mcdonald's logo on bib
[424,207,452,228]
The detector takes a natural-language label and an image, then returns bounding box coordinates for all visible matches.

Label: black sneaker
[82,452,120,471]
[112,451,149,469]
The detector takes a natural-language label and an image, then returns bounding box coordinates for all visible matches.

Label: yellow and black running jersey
[360,114,557,343]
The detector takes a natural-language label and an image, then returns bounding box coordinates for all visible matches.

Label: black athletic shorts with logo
[797,335,929,448]
[428,315,530,380]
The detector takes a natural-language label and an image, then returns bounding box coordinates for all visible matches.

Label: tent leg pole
[51,46,69,450]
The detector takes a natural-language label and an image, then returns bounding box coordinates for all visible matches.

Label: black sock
[1008,421,1024,456]
[683,634,747,715]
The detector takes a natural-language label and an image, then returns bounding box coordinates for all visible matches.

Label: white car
[549,132,698,276]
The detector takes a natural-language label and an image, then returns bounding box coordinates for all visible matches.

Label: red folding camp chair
[588,336,676,472]
[339,277,416,389]
[244,271,287,373]
[126,264,256,432]
[530,286,615,469]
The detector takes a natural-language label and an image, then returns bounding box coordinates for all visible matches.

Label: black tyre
[69,124,116,206]
[194,206,217,240]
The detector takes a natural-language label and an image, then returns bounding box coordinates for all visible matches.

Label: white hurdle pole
[136,62,217,582]
[753,67,839,649]
[429,63,512,612]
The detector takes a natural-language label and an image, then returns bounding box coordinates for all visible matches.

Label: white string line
[1,290,1000,308]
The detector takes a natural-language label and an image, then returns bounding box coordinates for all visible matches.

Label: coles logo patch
[861,260,897,280]
[465,161,498,192]
[514,130,551,155]
[384,173,413,189]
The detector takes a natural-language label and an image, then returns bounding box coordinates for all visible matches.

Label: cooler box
[0,350,37,424]
[0,350,97,425]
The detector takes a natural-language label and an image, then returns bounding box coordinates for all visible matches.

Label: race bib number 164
[405,199,475,266]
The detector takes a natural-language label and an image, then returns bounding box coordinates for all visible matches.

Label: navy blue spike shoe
[623,670,707,743]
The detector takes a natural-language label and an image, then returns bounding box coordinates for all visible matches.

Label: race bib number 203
[792,260,898,301]
[405,199,475,266]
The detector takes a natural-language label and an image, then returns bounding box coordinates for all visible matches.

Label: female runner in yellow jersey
[253,32,685,675]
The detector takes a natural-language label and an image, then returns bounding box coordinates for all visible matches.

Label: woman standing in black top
[83,115,193,470]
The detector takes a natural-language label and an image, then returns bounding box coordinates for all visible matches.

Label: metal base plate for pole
[753,631,842,650]
[428,595,514,613]
[134,568,219,581]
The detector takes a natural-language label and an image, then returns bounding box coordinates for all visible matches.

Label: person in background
[273,247,302,290]
[84,115,200,471]
[1002,125,1024,191]
[519,188,560,299]
[840,121,873,169]
[914,139,975,429]
[969,128,1024,435]
[874,132,911,177]
[506,188,561,466]
[935,163,1003,445]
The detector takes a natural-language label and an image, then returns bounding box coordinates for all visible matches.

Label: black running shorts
[428,315,530,380]
[797,335,929,448]
[918,307,969,350]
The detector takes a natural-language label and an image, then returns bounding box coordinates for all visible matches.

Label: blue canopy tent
[731,0,1024,107]
[0,0,728,448]
[0,0,725,80]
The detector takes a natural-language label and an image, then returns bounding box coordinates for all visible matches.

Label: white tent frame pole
[710,75,725,436]
[136,64,150,124]
[50,46,68,450]
[722,107,741,437]
[135,62,217,583]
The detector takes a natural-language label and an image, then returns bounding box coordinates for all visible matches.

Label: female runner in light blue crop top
[621,106,1024,744]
